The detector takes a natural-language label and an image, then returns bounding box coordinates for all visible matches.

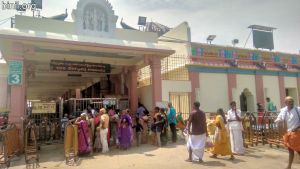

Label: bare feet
[209,154,217,158]
[185,158,192,162]
[229,155,235,160]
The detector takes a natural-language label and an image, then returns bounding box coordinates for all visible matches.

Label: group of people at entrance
[64,102,184,156]
[186,97,300,169]
[63,96,300,169]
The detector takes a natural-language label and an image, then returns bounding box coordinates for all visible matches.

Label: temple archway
[240,88,255,112]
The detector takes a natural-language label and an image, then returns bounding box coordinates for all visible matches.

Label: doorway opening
[239,88,255,112]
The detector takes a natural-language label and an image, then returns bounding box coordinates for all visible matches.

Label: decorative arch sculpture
[72,0,118,37]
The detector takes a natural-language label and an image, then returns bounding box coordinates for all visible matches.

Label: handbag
[205,137,214,148]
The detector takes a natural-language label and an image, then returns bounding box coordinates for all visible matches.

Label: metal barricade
[264,113,287,148]
[24,120,39,169]
[242,112,287,148]
[0,124,20,168]
[29,114,61,145]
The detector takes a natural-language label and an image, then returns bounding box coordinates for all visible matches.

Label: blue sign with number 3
[8,61,23,85]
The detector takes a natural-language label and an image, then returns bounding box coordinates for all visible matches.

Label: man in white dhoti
[227,101,245,155]
[186,101,207,163]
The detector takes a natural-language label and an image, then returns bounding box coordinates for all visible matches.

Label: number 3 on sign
[11,74,21,84]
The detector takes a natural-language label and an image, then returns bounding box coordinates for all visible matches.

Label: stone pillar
[189,71,199,104]
[278,76,286,107]
[76,89,81,99]
[150,57,162,107]
[227,73,237,102]
[129,66,138,113]
[8,42,26,149]
[0,76,8,109]
[255,75,265,105]
[120,73,125,95]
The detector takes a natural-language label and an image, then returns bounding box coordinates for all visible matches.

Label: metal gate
[67,98,129,117]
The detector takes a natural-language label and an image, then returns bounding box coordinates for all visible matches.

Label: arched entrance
[240,88,255,112]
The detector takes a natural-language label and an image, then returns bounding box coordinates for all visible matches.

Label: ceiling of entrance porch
[0,29,174,100]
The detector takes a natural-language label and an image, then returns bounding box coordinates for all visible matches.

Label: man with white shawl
[227,101,245,155]
[186,101,207,163]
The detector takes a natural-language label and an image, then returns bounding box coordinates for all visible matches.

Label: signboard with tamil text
[8,60,23,85]
[50,60,111,73]
[32,102,56,114]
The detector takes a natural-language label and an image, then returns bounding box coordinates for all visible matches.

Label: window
[169,92,190,120]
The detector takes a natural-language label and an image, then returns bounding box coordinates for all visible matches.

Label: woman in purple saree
[75,113,92,155]
[118,109,133,149]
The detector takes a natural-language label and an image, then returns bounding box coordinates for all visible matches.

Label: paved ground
[9,139,300,169]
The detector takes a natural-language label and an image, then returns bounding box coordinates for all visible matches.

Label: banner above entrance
[50,60,111,73]
[32,102,56,114]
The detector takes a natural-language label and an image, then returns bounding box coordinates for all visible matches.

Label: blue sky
[0,0,299,54]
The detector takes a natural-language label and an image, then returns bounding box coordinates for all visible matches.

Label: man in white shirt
[227,101,245,155]
[275,96,300,169]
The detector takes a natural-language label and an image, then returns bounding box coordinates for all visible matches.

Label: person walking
[275,96,300,169]
[186,101,207,163]
[210,108,234,160]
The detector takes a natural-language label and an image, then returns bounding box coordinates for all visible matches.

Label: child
[132,118,143,147]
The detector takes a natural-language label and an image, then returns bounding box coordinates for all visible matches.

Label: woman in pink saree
[75,113,92,155]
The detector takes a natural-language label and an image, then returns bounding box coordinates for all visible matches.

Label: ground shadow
[244,153,261,159]
[202,160,226,167]
[230,158,246,164]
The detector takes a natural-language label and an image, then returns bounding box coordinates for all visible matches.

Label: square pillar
[227,73,237,102]
[129,66,138,112]
[8,42,27,149]
[278,76,286,107]
[150,57,162,106]
[76,89,81,99]
[189,71,199,104]
[113,75,121,95]
[255,75,265,105]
